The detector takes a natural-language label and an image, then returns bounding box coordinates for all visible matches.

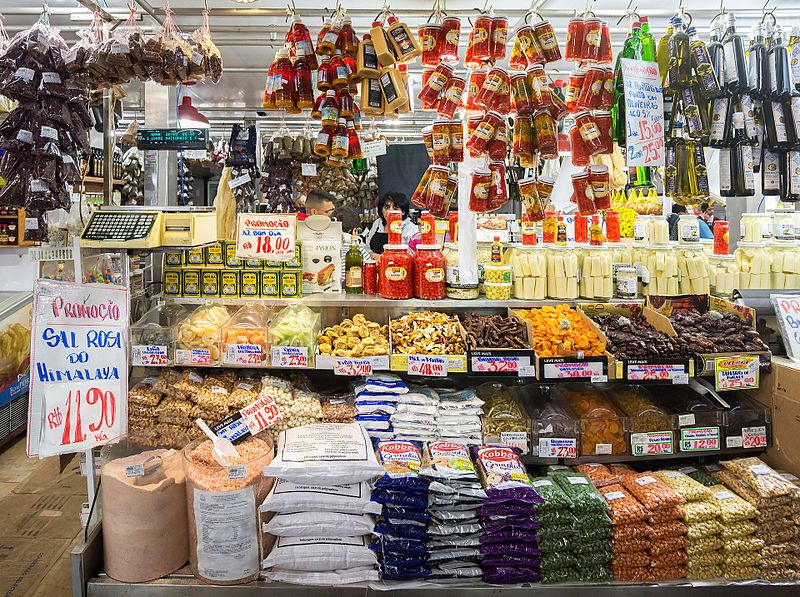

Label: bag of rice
[262,535,377,572]
[263,512,374,537]
[260,478,381,515]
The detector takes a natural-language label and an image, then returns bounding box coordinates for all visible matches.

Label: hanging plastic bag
[191,9,223,84]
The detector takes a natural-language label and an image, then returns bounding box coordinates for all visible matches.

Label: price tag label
[236,213,297,262]
[334,358,373,377]
[680,427,720,452]
[175,348,212,365]
[604,491,626,501]
[301,163,317,177]
[542,360,604,380]
[715,355,759,391]
[131,345,168,366]
[124,463,144,478]
[742,426,768,448]
[672,373,690,384]
[538,437,577,459]
[239,393,283,436]
[726,436,744,448]
[595,443,613,455]
[517,365,536,378]
[499,431,528,454]
[229,172,252,189]
[361,139,387,159]
[591,374,608,383]
[407,354,447,377]
[626,361,688,382]
[271,346,308,368]
[678,413,696,427]
[211,413,251,445]
[41,380,121,455]
[227,465,247,480]
[224,343,263,365]
[471,356,520,373]
[630,431,674,456]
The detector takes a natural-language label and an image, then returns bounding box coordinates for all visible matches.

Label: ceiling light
[177,96,210,129]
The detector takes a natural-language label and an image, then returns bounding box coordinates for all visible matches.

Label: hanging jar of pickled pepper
[465,70,487,110]
[574,214,589,243]
[517,25,545,65]
[574,111,604,155]
[466,111,503,156]
[583,17,603,62]
[533,110,558,160]
[594,110,613,154]
[432,119,452,166]
[418,63,454,106]
[509,37,529,71]
[510,73,534,114]
[533,19,561,63]
[564,70,585,112]
[438,16,461,63]
[449,120,464,163]
[598,21,613,63]
[418,22,442,67]
[411,167,433,208]
[489,16,509,61]
[565,17,586,62]
[589,165,611,209]
[469,167,494,213]
[570,124,590,167]
[487,161,509,211]
[488,120,508,161]
[513,116,534,161]
[437,76,465,118]
[527,64,553,109]
[577,67,605,110]
[542,210,557,243]
[467,14,493,65]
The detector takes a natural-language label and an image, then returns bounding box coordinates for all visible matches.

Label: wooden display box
[465,308,536,375]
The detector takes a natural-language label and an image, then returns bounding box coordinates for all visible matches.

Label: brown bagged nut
[721,457,796,499]
[229,380,261,409]
[193,385,231,410]
[129,402,156,418]
[129,415,156,431]
[651,549,688,568]
[647,520,687,540]
[762,566,800,581]
[157,413,192,427]
[686,518,723,539]
[647,565,686,581]
[129,377,163,407]
[321,395,357,423]
[612,551,651,568]
[173,370,204,400]
[649,535,688,555]
[622,473,685,511]
[601,484,651,524]
[609,463,637,479]
[649,504,686,524]
[190,404,229,423]
[612,523,649,542]
[611,563,649,581]
[155,398,193,417]
[612,537,651,554]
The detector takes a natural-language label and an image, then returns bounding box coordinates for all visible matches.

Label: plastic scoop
[195,418,240,467]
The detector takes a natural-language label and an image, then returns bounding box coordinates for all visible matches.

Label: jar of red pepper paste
[413,244,446,299]
[378,245,414,299]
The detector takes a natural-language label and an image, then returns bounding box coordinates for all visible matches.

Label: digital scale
[80,206,217,249]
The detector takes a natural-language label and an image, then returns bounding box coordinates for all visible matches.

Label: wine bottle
[770,26,792,101]
[747,23,770,100]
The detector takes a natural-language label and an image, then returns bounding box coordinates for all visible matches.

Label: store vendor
[298,189,336,220]
[363,192,420,259]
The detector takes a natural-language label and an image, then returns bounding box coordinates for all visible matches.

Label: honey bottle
[273,48,294,109]
[331,118,349,159]
[357,33,381,78]
[361,78,384,115]
[320,90,339,128]
[339,88,355,119]
[332,50,349,89]
[318,19,340,56]
[314,126,333,156]
[386,15,422,63]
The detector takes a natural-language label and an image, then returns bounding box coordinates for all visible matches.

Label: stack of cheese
[655,470,722,580]
[578,247,613,300]
[546,247,579,300]
[770,242,800,289]
[677,246,710,295]
[510,247,547,300]
[642,246,679,296]
[736,243,772,289]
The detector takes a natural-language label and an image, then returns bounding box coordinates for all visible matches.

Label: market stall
[2,0,800,595]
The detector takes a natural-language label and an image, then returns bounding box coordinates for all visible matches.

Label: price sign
[239,393,283,436]
[772,295,800,362]
[224,344,263,365]
[499,431,528,454]
[131,345,168,366]
[361,139,387,159]
[407,354,447,377]
[538,437,577,459]
[517,365,536,378]
[681,427,720,452]
[471,356,521,373]
[742,425,768,448]
[334,358,373,377]
[625,360,689,382]
[301,163,317,177]
[176,349,212,365]
[236,213,297,262]
[542,359,604,380]
[41,380,121,455]
[621,58,665,167]
[271,346,308,368]
[28,280,128,458]
[715,355,759,391]
[630,431,674,456]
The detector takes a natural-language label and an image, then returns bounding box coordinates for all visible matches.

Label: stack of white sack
[261,423,384,585]
[391,387,440,442]
[435,389,484,443]
[354,375,409,440]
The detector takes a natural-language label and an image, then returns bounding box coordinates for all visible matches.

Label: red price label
[239,393,283,435]
[224,344,263,365]
[742,426,767,448]
[407,354,447,377]
[626,363,685,382]
[471,356,520,373]
[271,346,308,368]
[681,427,720,452]
[543,361,603,380]
[41,380,121,455]
[334,358,373,377]
[715,356,759,391]
[132,345,168,366]
[191,349,211,365]
[539,438,577,459]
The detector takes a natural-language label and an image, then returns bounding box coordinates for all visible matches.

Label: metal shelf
[523,446,765,466]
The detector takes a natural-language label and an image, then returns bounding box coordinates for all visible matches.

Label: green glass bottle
[344,237,364,294]
[640,16,656,62]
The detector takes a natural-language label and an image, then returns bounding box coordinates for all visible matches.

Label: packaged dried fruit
[720,457,796,499]
[574,463,618,487]
[621,473,685,512]
[176,304,232,365]
[221,303,271,366]
[609,385,675,434]
[648,504,686,524]
[612,563,650,581]
[478,382,531,453]
[557,384,627,456]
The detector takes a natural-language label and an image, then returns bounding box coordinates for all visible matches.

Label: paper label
[499,431,528,453]
[680,427,720,451]
[192,487,258,582]
[621,58,665,167]
[407,354,447,377]
[678,414,696,427]
[301,163,317,177]
[333,358,373,377]
[277,423,370,463]
[604,490,626,501]
[591,374,608,383]
[714,490,735,500]
[229,172,252,189]
[635,475,658,486]
[239,393,283,436]
[131,345,168,366]
[124,463,145,478]
[630,431,673,456]
[40,126,58,140]
[270,346,308,368]
[471,356,521,373]
[567,476,589,485]
[742,426,767,448]
[715,355,759,391]
[625,361,688,382]
[224,343,263,366]
[538,437,577,459]
[175,348,212,365]
[595,443,613,455]
[541,360,604,380]
[726,436,744,448]
[672,373,690,384]
[517,365,536,378]
[362,139,388,159]
[749,464,772,475]
[227,465,247,480]
[532,479,553,488]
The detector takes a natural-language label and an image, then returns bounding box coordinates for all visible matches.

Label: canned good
[284,242,303,269]
[204,242,224,266]
[261,269,280,297]
[244,257,264,269]
[240,271,260,297]
[185,247,205,266]
[163,268,182,296]
[164,251,183,267]
[224,242,241,268]
[220,270,240,297]
[280,270,302,297]
[182,269,201,297]
[201,270,220,296]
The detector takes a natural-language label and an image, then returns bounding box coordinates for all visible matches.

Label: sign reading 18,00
[136,128,209,150]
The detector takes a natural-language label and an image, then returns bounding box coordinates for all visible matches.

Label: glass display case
[221,303,272,366]
[130,302,188,367]
[477,382,531,454]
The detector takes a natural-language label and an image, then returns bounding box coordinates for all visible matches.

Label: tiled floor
[0,436,86,597]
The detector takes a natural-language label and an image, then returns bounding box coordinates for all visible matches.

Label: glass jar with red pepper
[564,70,585,112]
[510,73,533,115]
[574,214,589,243]
[413,244,446,299]
[448,120,464,163]
[574,111,604,155]
[438,76,465,118]
[548,93,569,120]
[469,167,493,213]
[577,67,605,110]
[466,111,502,156]
[572,172,596,214]
[594,110,613,154]
[439,16,461,63]
[589,165,611,209]
[533,110,558,160]
[537,175,555,203]
[432,119,452,165]
[489,16,509,61]
[488,120,508,161]
[598,21,613,64]
[516,25,545,65]
[418,63,454,106]
[569,123,590,167]
[363,261,378,294]
[378,245,414,299]
[468,14,493,63]
[411,167,433,208]
[487,161,508,211]
[605,210,621,243]
[474,67,508,111]
[428,175,457,219]
[513,116,534,162]
[419,212,436,244]
[565,17,586,62]
[518,176,546,221]
[419,23,442,67]
[583,17,603,62]
[465,70,487,110]
[600,69,614,109]
[533,19,561,63]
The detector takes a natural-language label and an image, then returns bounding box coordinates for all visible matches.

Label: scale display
[136,128,208,150]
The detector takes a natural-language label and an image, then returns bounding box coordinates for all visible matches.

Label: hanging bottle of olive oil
[720,112,755,196]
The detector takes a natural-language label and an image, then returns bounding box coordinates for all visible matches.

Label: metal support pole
[143,82,178,206]
[102,90,115,203]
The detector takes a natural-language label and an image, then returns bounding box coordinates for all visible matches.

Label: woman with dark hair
[363,192,420,259]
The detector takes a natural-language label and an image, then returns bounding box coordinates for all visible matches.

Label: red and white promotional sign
[236,213,297,261]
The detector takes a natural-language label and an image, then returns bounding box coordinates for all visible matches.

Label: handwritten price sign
[625,360,688,382]
[407,354,447,377]
[715,355,759,391]
[538,437,577,459]
[772,296,800,362]
[471,356,522,373]
[334,358,373,377]
[41,380,121,455]
[621,58,665,167]
[542,360,604,380]
[239,393,283,435]
[224,344,264,366]
[681,427,720,452]
[236,213,297,261]
[271,346,308,368]
[132,345,168,366]
[742,426,768,448]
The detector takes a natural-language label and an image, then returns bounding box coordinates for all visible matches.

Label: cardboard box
[298,216,343,294]
[764,357,800,476]
[201,269,220,297]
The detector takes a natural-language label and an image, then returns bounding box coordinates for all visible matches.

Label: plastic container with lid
[677,245,710,295]
[378,244,414,299]
[101,442,189,583]
[633,215,653,243]
[700,238,714,254]
[642,245,679,297]
[579,245,613,299]
[769,240,800,289]
[483,263,512,284]
[735,242,771,290]
[557,384,628,456]
[484,281,513,300]
[529,393,580,458]
[648,216,670,245]
[413,244,446,299]
[442,243,479,299]
[722,394,771,449]
[547,245,579,299]
[509,245,547,300]
[772,211,795,240]
[130,302,188,366]
[606,241,631,266]
[678,214,700,244]
[740,213,773,243]
[477,382,531,454]
[184,434,274,585]
[176,304,232,366]
[609,385,675,435]
[221,303,271,366]
[650,386,724,450]
[709,254,739,297]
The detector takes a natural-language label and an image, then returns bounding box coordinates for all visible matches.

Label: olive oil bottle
[719,112,755,196]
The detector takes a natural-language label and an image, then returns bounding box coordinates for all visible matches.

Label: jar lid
[384,243,409,250]
[743,212,771,218]
[415,244,442,250]
[484,281,513,287]
[769,239,795,247]
[710,254,735,260]
[550,244,576,250]
[736,241,767,247]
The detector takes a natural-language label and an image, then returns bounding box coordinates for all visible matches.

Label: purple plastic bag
[481,554,541,567]
[481,565,541,584]
[480,527,540,545]
[481,517,542,534]
[477,502,538,517]
[479,541,542,557]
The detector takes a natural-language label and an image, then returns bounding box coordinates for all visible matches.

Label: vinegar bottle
[357,33,381,78]
[331,118,349,159]
[339,16,358,56]
[320,90,339,128]
[748,23,770,100]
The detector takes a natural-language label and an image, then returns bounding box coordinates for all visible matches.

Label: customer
[363,192,419,259]
[700,202,716,230]
[299,189,336,221]
[667,204,686,241]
